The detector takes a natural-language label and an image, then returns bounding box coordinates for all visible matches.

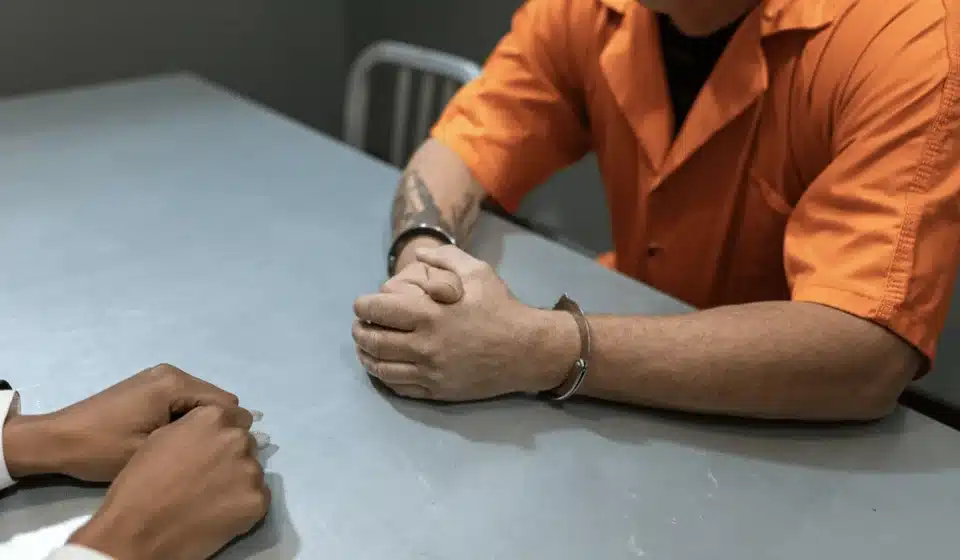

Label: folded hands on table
[352,245,569,402]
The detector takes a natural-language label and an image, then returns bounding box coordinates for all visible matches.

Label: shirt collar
[596,0,838,34]
[761,0,838,34]
[597,0,630,14]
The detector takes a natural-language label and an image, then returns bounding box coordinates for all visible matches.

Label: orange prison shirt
[432,0,960,361]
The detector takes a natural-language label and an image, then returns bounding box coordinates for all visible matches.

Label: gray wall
[0,0,347,134]
[345,0,612,254]
[0,0,609,253]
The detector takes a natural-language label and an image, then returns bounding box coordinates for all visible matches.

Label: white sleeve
[44,545,115,560]
[0,389,22,491]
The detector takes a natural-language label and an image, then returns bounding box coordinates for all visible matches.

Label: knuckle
[153,363,180,377]
[355,348,371,367]
[354,346,368,364]
[425,366,446,383]
[367,330,382,358]
[366,359,383,378]
[249,488,271,518]
[381,275,409,294]
[241,458,265,485]
[150,362,174,373]
[413,339,436,362]
[149,363,185,389]
[224,427,250,451]
[379,279,397,294]
[368,298,384,322]
[197,405,228,425]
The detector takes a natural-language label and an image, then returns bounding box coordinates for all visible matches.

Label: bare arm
[390,139,488,273]
[519,2,944,422]
[532,301,921,421]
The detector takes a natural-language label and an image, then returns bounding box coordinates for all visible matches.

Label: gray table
[1,75,960,560]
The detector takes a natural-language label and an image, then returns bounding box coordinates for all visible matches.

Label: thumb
[385,262,463,304]
[420,266,463,304]
[394,265,463,304]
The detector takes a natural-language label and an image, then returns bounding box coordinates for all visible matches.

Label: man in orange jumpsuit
[353,0,960,421]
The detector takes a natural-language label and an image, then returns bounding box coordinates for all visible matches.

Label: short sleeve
[430,0,590,212]
[786,4,960,361]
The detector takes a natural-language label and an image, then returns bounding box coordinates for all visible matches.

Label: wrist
[70,504,156,560]
[3,413,66,478]
[520,307,582,393]
[393,235,446,274]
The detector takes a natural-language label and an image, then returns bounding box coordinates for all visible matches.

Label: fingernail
[250,410,264,422]
[252,431,271,448]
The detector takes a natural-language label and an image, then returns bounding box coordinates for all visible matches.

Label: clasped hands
[5,364,270,560]
[352,245,569,401]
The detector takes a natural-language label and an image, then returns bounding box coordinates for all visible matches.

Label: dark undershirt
[657,13,743,137]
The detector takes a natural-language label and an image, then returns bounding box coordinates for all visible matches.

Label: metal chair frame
[344,40,482,166]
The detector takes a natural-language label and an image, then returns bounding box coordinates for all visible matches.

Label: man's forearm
[390,140,486,271]
[392,168,481,242]
[531,301,921,421]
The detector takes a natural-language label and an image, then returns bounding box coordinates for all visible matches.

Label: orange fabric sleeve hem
[791,283,939,367]
[430,127,525,214]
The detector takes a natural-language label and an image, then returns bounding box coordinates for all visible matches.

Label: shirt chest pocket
[720,170,795,305]
[720,93,823,304]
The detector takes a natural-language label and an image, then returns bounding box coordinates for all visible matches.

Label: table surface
[1,75,960,560]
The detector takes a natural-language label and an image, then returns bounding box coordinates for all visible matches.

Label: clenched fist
[70,405,270,560]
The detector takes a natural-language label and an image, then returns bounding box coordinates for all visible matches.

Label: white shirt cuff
[44,544,115,560]
[0,388,22,491]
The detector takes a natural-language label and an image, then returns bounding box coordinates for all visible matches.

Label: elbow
[843,394,900,422]
[823,362,916,422]
[795,388,901,423]
[780,361,915,422]
[816,319,923,422]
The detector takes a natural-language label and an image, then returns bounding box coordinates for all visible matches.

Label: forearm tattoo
[391,169,482,243]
